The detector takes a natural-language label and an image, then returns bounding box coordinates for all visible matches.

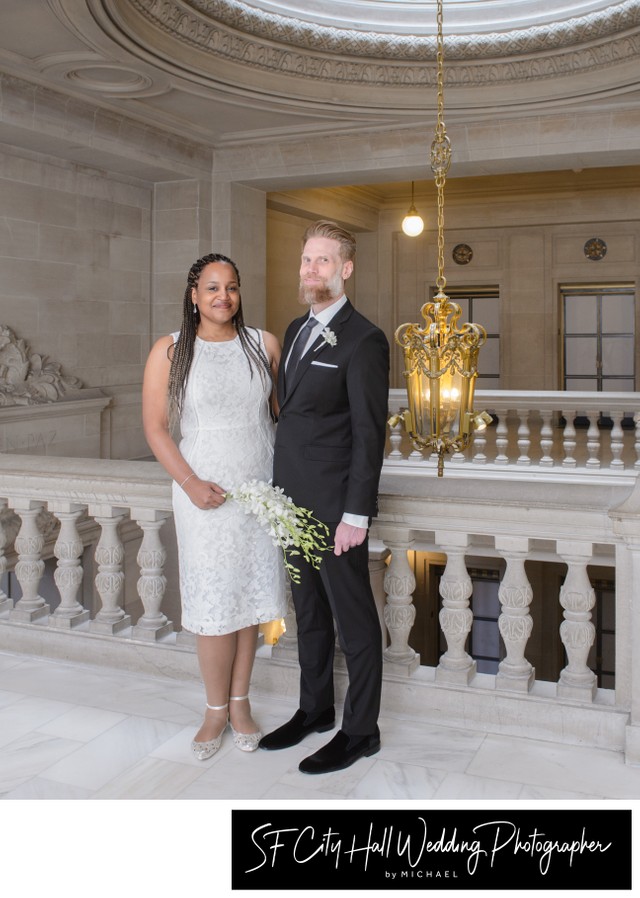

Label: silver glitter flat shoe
[191,702,228,761]
[229,695,262,752]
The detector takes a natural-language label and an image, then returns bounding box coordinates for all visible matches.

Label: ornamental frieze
[124,0,640,86]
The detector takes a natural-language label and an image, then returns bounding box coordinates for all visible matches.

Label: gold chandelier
[392,0,490,476]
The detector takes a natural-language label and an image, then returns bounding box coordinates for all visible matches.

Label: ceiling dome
[235,0,630,36]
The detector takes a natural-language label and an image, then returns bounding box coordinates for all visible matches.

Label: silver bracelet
[179,472,196,488]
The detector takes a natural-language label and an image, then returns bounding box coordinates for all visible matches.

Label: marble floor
[2,648,638,897]
[2,647,640,803]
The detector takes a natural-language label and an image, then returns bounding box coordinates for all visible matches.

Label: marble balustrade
[1,388,640,760]
[387,388,640,471]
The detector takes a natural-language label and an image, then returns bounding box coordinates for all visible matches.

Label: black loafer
[298,727,380,774]
[258,707,335,751]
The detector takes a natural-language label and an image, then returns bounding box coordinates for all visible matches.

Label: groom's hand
[334,522,367,556]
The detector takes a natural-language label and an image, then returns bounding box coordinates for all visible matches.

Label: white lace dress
[172,331,286,635]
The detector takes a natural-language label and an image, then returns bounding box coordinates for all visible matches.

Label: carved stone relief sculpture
[0,326,83,406]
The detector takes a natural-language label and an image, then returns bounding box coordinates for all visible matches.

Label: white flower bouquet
[225,479,331,583]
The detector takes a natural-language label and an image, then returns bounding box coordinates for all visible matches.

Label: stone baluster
[634,412,640,470]
[609,411,625,469]
[89,507,131,635]
[9,501,49,622]
[539,410,554,466]
[435,532,476,684]
[387,418,404,459]
[561,411,577,467]
[381,529,419,673]
[495,536,534,691]
[494,413,509,464]
[471,424,488,464]
[409,443,424,462]
[556,540,597,701]
[516,409,531,465]
[0,501,13,614]
[50,503,90,629]
[132,511,173,641]
[585,410,601,469]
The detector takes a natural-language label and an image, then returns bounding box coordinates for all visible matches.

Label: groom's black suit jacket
[273,300,390,524]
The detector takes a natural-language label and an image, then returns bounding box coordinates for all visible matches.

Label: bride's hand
[183,477,226,509]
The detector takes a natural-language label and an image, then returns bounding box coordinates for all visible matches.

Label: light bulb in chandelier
[401,182,424,236]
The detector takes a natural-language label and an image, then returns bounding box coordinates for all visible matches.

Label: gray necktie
[285,317,316,389]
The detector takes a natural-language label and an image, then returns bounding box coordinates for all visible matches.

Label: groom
[259,219,390,774]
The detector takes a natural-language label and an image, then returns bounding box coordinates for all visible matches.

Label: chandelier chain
[431,0,450,294]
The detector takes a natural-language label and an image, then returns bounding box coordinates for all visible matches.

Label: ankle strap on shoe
[229,694,249,701]
[205,702,229,710]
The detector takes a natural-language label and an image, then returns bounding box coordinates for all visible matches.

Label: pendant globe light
[401,181,424,236]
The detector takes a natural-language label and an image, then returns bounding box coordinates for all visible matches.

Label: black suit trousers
[290,523,383,737]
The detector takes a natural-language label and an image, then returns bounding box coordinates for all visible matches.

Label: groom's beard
[299,284,333,306]
[298,271,343,306]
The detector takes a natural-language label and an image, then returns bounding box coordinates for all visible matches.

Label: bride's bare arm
[142,336,226,508]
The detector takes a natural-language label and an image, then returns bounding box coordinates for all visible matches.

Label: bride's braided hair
[167,253,271,429]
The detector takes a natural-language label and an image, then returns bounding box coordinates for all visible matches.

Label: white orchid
[225,480,331,583]
[320,327,337,348]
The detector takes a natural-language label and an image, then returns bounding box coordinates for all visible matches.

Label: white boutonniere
[319,327,337,348]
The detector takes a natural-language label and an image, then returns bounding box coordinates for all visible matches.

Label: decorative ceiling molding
[122,0,640,87]
[181,0,640,58]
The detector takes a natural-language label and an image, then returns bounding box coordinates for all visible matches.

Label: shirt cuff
[341,512,369,530]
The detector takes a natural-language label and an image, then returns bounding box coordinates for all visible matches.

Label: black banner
[231,809,631,891]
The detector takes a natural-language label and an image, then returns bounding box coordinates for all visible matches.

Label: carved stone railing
[1,387,640,761]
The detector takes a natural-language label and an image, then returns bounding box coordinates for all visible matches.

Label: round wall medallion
[453,243,473,265]
[584,237,607,260]
[65,66,153,94]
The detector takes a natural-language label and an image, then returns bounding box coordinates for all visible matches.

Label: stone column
[495,536,534,692]
[435,531,476,685]
[381,529,419,674]
[89,507,131,635]
[556,540,597,701]
[132,511,173,641]
[211,181,267,328]
[9,501,49,623]
[50,503,90,629]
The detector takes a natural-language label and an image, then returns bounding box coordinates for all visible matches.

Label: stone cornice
[124,0,640,86]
